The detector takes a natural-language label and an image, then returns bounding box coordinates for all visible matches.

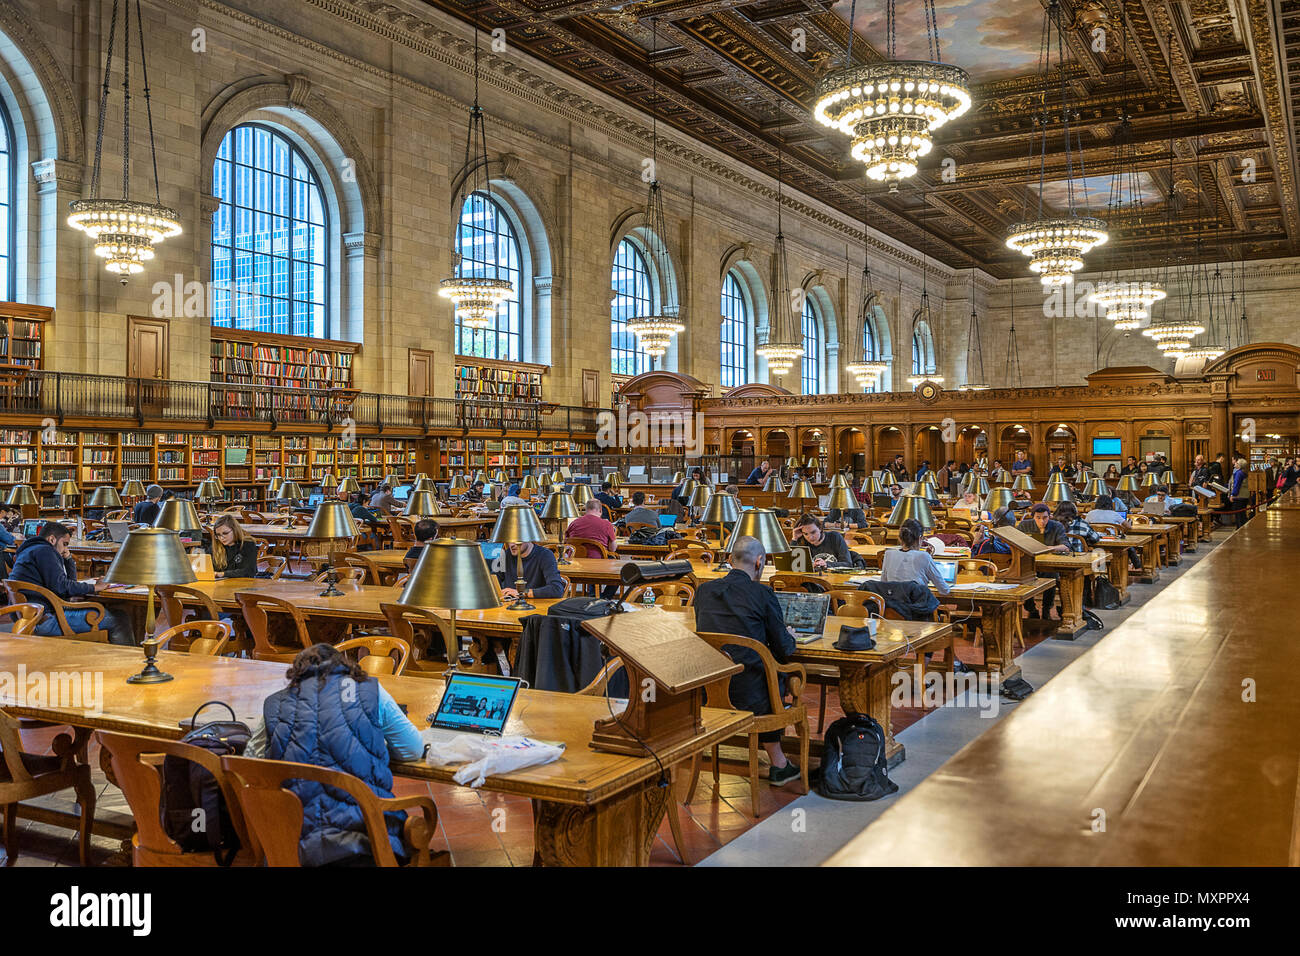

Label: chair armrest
[377,793,445,867]
[773,660,807,698]
[59,600,106,628]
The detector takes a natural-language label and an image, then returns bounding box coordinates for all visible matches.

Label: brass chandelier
[813,0,971,190]
[439,17,513,329]
[756,132,803,377]
[1006,1,1107,285]
[69,0,181,281]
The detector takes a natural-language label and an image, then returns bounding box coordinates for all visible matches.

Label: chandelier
[957,262,989,390]
[813,1,970,191]
[1006,1,1107,285]
[68,0,181,282]
[756,132,803,378]
[439,16,513,329]
[845,220,890,388]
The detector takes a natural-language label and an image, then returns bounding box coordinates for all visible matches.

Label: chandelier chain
[134,0,161,205]
[90,0,120,200]
[122,0,131,200]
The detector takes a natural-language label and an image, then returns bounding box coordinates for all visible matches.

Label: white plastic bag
[420,731,564,788]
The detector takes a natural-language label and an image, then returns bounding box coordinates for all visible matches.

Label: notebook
[425,673,523,742]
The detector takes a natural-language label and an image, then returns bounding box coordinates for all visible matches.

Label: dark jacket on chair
[860,579,937,620]
[693,570,795,715]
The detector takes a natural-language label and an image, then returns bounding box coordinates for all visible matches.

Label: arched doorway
[1044,422,1079,469]
[954,425,987,465]
[765,428,791,463]
[729,428,756,458]
[913,425,944,472]
[999,423,1032,464]
[875,426,905,473]
[837,427,866,479]
[800,429,828,474]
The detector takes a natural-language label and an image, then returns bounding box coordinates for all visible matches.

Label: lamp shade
[305,501,358,539]
[520,475,539,493]
[702,492,741,526]
[489,504,548,544]
[983,488,1015,512]
[194,479,221,502]
[827,473,849,491]
[787,480,816,502]
[121,479,147,498]
[1140,471,1159,489]
[886,495,936,532]
[449,475,469,493]
[540,491,579,521]
[1083,478,1109,498]
[672,472,685,485]
[826,486,861,512]
[399,539,500,609]
[913,482,941,505]
[5,484,38,507]
[1074,468,1092,486]
[403,490,440,517]
[276,481,304,500]
[471,470,487,486]
[337,476,360,495]
[1011,475,1035,492]
[991,467,1011,484]
[606,473,623,489]
[678,479,698,502]
[103,528,197,587]
[381,474,398,488]
[724,508,790,555]
[963,476,990,497]
[919,471,938,487]
[570,483,593,508]
[762,474,786,494]
[152,499,202,534]
[688,485,711,509]
[88,486,124,508]
[805,457,819,469]
[318,473,339,491]
[549,471,563,486]
[212,476,227,495]
[412,473,429,483]
[1116,474,1141,492]
[266,476,284,496]
[1160,470,1176,486]
[492,469,508,484]
[55,479,80,499]
[1041,481,1076,505]
[859,475,884,496]
[411,476,435,494]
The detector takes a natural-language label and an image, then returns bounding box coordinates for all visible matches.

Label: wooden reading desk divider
[580,607,742,756]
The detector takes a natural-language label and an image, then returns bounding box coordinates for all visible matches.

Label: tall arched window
[801,296,822,394]
[0,97,14,300]
[720,271,748,388]
[912,320,935,377]
[861,313,882,394]
[611,238,653,375]
[211,124,328,337]
[455,191,523,361]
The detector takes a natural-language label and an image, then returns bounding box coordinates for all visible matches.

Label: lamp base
[508,597,535,611]
[318,584,345,597]
[126,662,173,684]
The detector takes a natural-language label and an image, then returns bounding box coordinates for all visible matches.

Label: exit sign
[1258,369,1276,382]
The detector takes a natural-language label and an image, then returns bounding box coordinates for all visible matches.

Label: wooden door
[127,316,169,414]
[408,348,435,397]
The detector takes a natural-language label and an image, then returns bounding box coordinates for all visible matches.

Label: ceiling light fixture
[845,215,890,388]
[756,127,804,378]
[957,258,989,390]
[813,0,971,191]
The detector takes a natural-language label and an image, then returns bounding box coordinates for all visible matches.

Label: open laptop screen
[430,673,522,734]
[773,591,830,635]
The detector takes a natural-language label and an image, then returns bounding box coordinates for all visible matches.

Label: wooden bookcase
[454,356,547,404]
[440,437,597,480]
[0,302,49,403]
[210,328,358,391]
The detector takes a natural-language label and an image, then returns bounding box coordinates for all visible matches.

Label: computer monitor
[479,541,505,568]
[22,518,43,538]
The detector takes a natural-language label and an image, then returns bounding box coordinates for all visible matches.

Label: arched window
[455,191,523,361]
[912,320,935,377]
[611,237,653,375]
[0,96,13,300]
[211,124,328,337]
[861,312,882,394]
[801,296,822,395]
[720,271,749,388]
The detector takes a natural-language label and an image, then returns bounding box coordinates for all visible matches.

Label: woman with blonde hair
[206,514,259,578]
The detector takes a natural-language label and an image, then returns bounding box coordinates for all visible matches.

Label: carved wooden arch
[1203,342,1300,377]
[616,370,708,417]
[200,78,379,235]
[724,383,789,400]
[0,1,84,161]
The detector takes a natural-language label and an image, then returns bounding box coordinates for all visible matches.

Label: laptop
[106,520,131,543]
[872,493,894,509]
[22,518,43,538]
[771,545,814,573]
[934,559,958,586]
[424,672,523,742]
[658,514,678,528]
[773,591,830,643]
[307,493,324,507]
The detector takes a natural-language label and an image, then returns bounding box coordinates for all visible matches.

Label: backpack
[161,701,250,864]
[1170,503,1197,518]
[627,527,682,547]
[817,713,898,802]
[1086,575,1122,610]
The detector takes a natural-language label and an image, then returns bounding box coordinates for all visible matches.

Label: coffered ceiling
[416,0,1299,276]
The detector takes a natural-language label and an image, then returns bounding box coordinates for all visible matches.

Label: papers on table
[949,582,1021,591]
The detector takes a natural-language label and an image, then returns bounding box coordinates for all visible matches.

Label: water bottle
[641,587,656,607]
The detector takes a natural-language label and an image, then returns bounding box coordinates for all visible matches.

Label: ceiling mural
[414,0,1300,276]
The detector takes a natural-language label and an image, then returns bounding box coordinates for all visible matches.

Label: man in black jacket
[9,521,134,644]
[693,535,800,786]
[1016,503,1070,620]
[132,484,164,524]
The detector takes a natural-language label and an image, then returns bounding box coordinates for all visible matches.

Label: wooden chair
[104,509,130,521]
[310,566,365,585]
[335,550,386,586]
[153,620,234,656]
[624,521,656,534]
[393,573,409,587]
[2,580,109,642]
[242,510,267,523]
[335,636,411,676]
[689,631,809,816]
[1,709,95,866]
[625,582,695,607]
[96,730,258,866]
[0,602,43,634]
[379,603,460,676]
[667,546,715,567]
[387,516,415,547]
[259,554,288,580]
[827,589,885,617]
[566,536,614,559]
[235,591,315,662]
[156,583,252,656]
[848,532,877,546]
[770,572,829,593]
[547,544,576,564]
[559,574,574,598]
[220,755,447,867]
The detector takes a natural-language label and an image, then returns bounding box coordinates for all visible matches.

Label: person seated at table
[403,518,439,566]
[463,481,485,504]
[1010,450,1032,476]
[660,496,686,525]
[880,519,951,596]
[1085,495,1129,531]
[565,498,617,558]
[950,489,982,517]
[343,492,380,533]
[621,491,658,528]
[1049,457,1073,478]
[1054,501,1099,553]
[973,508,1014,556]
[1017,504,1069,619]
[745,460,771,485]
[989,458,1005,476]
[1011,488,1033,508]
[692,534,800,787]
[1102,463,1120,481]
[594,481,622,520]
[132,484,164,524]
[0,510,15,576]
[506,480,521,498]
[495,540,564,603]
[500,492,529,509]
[826,499,868,528]
[0,504,20,533]
[790,514,853,569]
[888,482,903,503]
[1142,486,1172,517]
[242,643,424,867]
[9,521,134,645]
[368,483,396,515]
[206,515,258,579]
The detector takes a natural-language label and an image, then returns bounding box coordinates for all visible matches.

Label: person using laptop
[404,518,440,567]
[1055,501,1099,553]
[622,492,658,528]
[880,519,951,596]
[1017,503,1069,618]
[495,539,564,602]
[1084,495,1130,531]
[693,534,800,787]
[242,643,424,866]
[1142,486,1172,517]
[950,489,982,518]
[205,515,259,579]
[790,514,853,569]
[9,521,134,645]
[745,460,771,485]
[593,481,622,521]
[132,484,164,524]
[0,508,15,576]
[368,483,396,516]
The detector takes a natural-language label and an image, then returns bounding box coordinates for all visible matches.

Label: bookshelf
[440,437,596,480]
[454,356,547,403]
[0,302,49,403]
[210,328,358,391]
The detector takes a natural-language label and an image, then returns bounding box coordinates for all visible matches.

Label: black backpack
[1086,575,1122,610]
[161,701,251,864]
[1170,503,1198,518]
[817,713,898,802]
[627,527,682,546]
